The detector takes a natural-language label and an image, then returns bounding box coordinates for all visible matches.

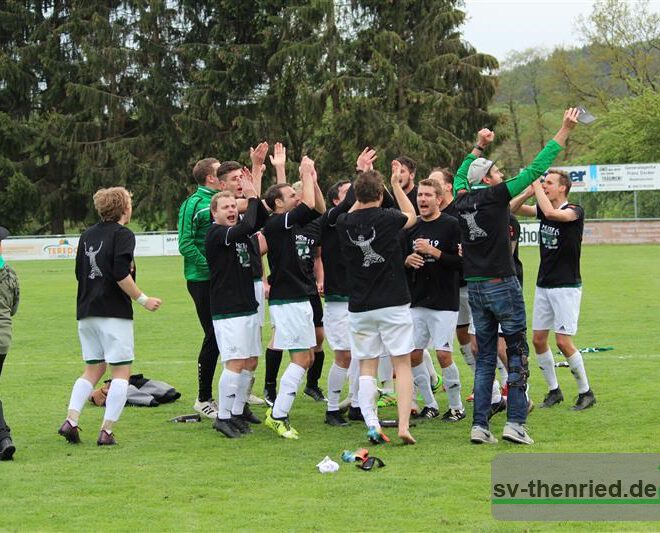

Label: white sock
[272,363,305,419]
[349,358,360,408]
[537,349,559,391]
[442,363,463,411]
[358,375,380,429]
[422,349,438,385]
[327,363,348,411]
[491,378,502,403]
[218,370,238,420]
[103,378,128,423]
[378,356,394,392]
[567,351,590,394]
[231,370,252,416]
[496,358,509,383]
[412,364,438,409]
[68,378,94,416]
[460,343,476,375]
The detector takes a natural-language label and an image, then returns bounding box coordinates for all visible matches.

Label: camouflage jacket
[0,264,19,353]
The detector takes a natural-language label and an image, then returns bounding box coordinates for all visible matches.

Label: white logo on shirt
[460,210,488,240]
[540,224,559,249]
[84,241,103,279]
[235,242,251,268]
[347,228,385,267]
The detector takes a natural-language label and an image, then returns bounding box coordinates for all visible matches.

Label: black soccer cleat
[96,430,117,446]
[213,418,242,438]
[58,420,81,444]
[347,406,364,421]
[488,397,507,420]
[416,406,440,420]
[229,416,253,434]
[325,410,349,427]
[304,386,327,402]
[263,386,277,407]
[0,437,16,461]
[242,405,261,425]
[441,408,466,422]
[571,389,596,411]
[539,387,564,408]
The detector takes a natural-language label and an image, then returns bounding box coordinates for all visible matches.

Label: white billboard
[551,163,660,192]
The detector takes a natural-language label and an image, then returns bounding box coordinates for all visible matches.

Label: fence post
[633,190,639,219]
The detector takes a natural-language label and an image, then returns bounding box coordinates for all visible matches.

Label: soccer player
[403,178,465,422]
[0,227,19,460]
[453,108,580,445]
[59,187,162,446]
[336,153,418,445]
[511,170,596,410]
[262,157,321,439]
[205,173,268,438]
[393,155,420,215]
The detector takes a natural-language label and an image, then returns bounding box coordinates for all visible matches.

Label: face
[212,196,238,226]
[334,182,351,206]
[428,171,451,196]
[485,165,504,185]
[417,185,440,218]
[398,164,414,190]
[276,186,299,212]
[219,169,243,197]
[542,173,566,202]
[122,194,133,224]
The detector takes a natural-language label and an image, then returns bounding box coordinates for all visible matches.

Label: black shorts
[309,293,324,328]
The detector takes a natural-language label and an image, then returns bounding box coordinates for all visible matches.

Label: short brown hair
[93,187,131,222]
[418,178,443,197]
[547,169,572,194]
[430,167,454,187]
[210,191,235,213]
[264,183,291,210]
[192,158,219,185]
[395,155,417,175]
[217,161,242,181]
[354,170,384,203]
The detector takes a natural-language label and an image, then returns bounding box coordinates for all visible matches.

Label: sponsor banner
[519,220,660,246]
[550,164,660,192]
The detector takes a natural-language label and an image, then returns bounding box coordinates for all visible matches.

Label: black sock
[307,350,325,388]
[264,349,283,390]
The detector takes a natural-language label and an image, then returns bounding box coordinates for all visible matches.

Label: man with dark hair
[393,156,420,215]
[453,108,580,446]
[511,169,595,411]
[336,151,418,445]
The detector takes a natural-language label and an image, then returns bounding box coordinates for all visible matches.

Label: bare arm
[299,156,315,209]
[391,160,417,229]
[553,108,580,147]
[510,185,538,217]
[250,141,268,190]
[532,181,579,222]
[117,276,161,311]
[311,167,326,214]
[269,142,287,184]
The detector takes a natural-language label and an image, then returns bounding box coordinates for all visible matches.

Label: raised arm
[299,156,315,209]
[510,185,538,217]
[250,141,268,190]
[391,160,416,229]
[269,142,287,184]
[454,129,494,195]
[532,180,579,222]
[311,166,326,214]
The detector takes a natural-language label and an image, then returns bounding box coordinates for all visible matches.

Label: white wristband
[136,293,149,307]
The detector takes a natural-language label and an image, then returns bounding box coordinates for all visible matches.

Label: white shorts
[457,286,472,327]
[348,305,415,360]
[78,317,134,365]
[324,300,351,351]
[213,313,262,362]
[411,307,458,352]
[269,300,316,351]
[533,286,582,336]
[254,280,265,326]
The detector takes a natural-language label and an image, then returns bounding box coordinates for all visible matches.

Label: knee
[437,351,452,368]
[556,337,574,356]
[504,331,529,358]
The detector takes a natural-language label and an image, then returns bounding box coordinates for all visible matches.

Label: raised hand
[250,141,269,167]
[356,147,377,172]
[477,128,495,147]
[391,159,403,187]
[240,170,258,198]
[269,142,286,168]
[562,107,580,130]
[299,155,315,179]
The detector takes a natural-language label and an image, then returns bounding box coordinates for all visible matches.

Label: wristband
[136,293,149,307]
[473,144,486,152]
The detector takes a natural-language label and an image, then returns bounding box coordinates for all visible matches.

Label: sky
[461,0,660,63]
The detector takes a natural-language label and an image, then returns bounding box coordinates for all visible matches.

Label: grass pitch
[1,244,659,531]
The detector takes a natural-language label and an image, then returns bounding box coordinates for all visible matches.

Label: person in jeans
[453,108,580,445]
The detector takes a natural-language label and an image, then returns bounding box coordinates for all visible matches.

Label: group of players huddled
[53,107,595,449]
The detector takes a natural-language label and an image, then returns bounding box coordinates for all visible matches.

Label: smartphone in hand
[576,106,596,125]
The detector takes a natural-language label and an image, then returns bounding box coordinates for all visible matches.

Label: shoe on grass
[264,408,299,440]
[213,418,242,439]
[441,408,466,422]
[263,386,277,407]
[0,437,16,461]
[571,389,596,411]
[488,397,507,419]
[97,430,117,446]
[58,419,81,444]
[304,386,327,402]
[325,410,349,427]
[367,426,390,444]
[193,399,218,419]
[470,425,497,444]
[347,406,364,421]
[242,405,261,424]
[229,416,253,434]
[248,393,265,406]
[416,406,440,420]
[502,422,534,445]
[539,387,564,408]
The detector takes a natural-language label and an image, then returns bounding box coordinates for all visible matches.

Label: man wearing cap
[453,108,580,446]
[0,226,19,460]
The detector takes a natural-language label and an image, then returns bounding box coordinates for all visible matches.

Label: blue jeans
[468,276,529,429]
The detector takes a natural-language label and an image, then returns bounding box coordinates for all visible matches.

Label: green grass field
[1,244,659,531]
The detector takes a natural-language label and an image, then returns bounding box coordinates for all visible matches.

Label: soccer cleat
[416,406,440,420]
[441,408,466,422]
[193,399,219,419]
[337,396,352,413]
[0,437,16,461]
[213,418,242,438]
[431,376,442,393]
[502,422,534,445]
[367,426,390,445]
[96,430,117,446]
[248,393,266,406]
[263,387,277,407]
[325,410,349,427]
[242,405,261,424]
[229,416,253,434]
[539,387,564,408]
[58,420,81,444]
[527,399,535,414]
[209,398,219,411]
[571,389,596,411]
[377,391,397,408]
[304,386,327,402]
[488,397,507,419]
[264,409,299,440]
[470,425,498,444]
[347,406,364,421]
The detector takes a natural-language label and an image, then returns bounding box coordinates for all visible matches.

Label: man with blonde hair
[59,187,162,446]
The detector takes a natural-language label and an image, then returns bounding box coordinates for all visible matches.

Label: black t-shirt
[453,183,516,279]
[394,185,420,215]
[441,200,467,288]
[402,214,462,311]
[206,198,267,316]
[264,203,320,300]
[509,213,523,286]
[319,208,348,298]
[296,217,322,286]
[75,222,135,320]
[248,233,263,280]
[337,207,410,312]
[536,203,584,287]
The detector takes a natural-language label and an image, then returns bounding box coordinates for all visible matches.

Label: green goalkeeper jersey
[177,186,215,282]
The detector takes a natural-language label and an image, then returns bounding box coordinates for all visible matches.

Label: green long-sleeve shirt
[177,186,215,282]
